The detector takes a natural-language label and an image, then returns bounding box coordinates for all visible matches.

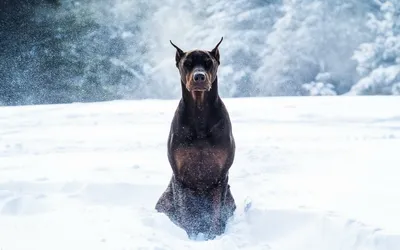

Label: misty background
[0,0,399,106]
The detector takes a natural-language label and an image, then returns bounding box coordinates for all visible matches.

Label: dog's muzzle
[190,68,211,91]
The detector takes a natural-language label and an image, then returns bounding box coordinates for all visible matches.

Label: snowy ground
[0,96,399,250]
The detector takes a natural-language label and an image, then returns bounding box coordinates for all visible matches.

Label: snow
[0,96,399,249]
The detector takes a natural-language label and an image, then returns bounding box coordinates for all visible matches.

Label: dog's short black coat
[155,37,236,240]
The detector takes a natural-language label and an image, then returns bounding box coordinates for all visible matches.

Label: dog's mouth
[186,80,212,92]
[190,84,211,92]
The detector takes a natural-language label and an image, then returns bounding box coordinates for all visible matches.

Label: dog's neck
[181,78,219,138]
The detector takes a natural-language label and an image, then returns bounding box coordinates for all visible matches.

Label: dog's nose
[193,72,206,83]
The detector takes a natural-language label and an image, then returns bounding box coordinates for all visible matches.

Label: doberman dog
[155,37,236,240]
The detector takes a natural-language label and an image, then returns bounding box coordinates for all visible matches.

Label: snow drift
[0,96,399,249]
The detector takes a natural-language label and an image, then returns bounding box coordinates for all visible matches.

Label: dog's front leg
[211,185,223,236]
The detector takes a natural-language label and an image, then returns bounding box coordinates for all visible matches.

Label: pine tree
[350,0,400,95]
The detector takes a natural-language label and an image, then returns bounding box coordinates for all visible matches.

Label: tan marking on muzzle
[204,72,212,90]
[185,72,194,91]
[206,72,213,85]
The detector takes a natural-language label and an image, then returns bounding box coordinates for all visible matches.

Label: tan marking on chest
[173,147,228,172]
[191,91,205,108]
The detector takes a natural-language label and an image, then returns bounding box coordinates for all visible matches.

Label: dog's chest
[172,144,229,186]
[173,146,228,171]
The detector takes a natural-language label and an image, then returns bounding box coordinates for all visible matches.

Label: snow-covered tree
[254,0,373,96]
[302,72,337,96]
[349,0,400,95]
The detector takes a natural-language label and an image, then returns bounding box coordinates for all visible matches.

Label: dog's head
[170,37,223,92]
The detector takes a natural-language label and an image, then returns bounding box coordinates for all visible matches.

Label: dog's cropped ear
[210,37,223,65]
[170,40,185,67]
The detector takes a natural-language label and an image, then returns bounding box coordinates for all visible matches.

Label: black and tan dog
[155,37,236,240]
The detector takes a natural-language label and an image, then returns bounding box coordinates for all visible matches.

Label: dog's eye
[204,59,212,68]
[184,61,192,68]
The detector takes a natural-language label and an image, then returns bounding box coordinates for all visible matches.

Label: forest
[0,0,399,106]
